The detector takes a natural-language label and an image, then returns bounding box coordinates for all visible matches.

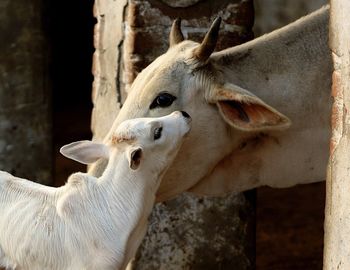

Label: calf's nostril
[180,111,190,118]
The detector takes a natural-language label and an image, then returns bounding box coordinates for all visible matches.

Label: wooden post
[0,0,52,184]
[323,1,350,269]
[92,0,255,268]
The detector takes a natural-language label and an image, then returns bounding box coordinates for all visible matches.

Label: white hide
[0,112,191,270]
[89,6,332,201]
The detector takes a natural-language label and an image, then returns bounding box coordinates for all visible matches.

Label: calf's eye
[154,127,163,140]
[150,93,176,109]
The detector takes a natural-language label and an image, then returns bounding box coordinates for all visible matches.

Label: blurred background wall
[0,0,52,185]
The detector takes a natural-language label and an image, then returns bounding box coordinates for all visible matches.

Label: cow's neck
[190,7,332,195]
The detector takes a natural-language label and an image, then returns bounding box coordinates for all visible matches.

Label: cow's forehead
[128,41,201,100]
[134,41,199,82]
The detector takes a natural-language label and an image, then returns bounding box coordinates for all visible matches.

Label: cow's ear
[208,83,291,131]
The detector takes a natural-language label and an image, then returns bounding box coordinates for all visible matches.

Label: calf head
[61,112,191,179]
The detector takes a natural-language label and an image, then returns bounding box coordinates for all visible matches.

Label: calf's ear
[208,83,291,131]
[127,147,143,170]
[60,140,110,165]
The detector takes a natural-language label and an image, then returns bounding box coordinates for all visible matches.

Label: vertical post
[92,0,128,141]
[323,1,350,269]
[92,0,255,268]
[0,0,52,184]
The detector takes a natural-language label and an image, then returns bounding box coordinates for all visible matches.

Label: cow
[89,6,331,202]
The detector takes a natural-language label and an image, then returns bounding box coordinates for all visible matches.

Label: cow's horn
[193,17,221,61]
[169,18,184,47]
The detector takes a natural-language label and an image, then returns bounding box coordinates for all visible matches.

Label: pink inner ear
[218,100,284,130]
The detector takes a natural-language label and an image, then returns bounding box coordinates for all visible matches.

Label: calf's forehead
[110,119,148,144]
[115,118,149,135]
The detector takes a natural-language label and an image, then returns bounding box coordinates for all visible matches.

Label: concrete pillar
[323,1,350,269]
[0,0,52,184]
[92,0,255,268]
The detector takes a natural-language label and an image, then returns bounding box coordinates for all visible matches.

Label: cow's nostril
[180,111,190,118]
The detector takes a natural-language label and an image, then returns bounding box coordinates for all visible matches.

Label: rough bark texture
[323,1,350,269]
[92,0,255,269]
[0,0,52,184]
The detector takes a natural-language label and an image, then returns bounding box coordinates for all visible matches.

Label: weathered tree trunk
[0,0,52,184]
[323,1,350,269]
[92,0,255,269]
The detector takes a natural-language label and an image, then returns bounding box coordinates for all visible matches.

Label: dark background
[47,0,94,112]
[46,0,94,185]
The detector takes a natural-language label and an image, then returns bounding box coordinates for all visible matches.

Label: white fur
[0,112,191,270]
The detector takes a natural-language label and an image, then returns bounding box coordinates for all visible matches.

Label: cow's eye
[150,93,176,109]
[154,127,163,140]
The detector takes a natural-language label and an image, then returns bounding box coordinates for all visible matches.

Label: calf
[0,111,191,270]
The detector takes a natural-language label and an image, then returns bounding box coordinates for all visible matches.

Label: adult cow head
[90,6,332,201]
